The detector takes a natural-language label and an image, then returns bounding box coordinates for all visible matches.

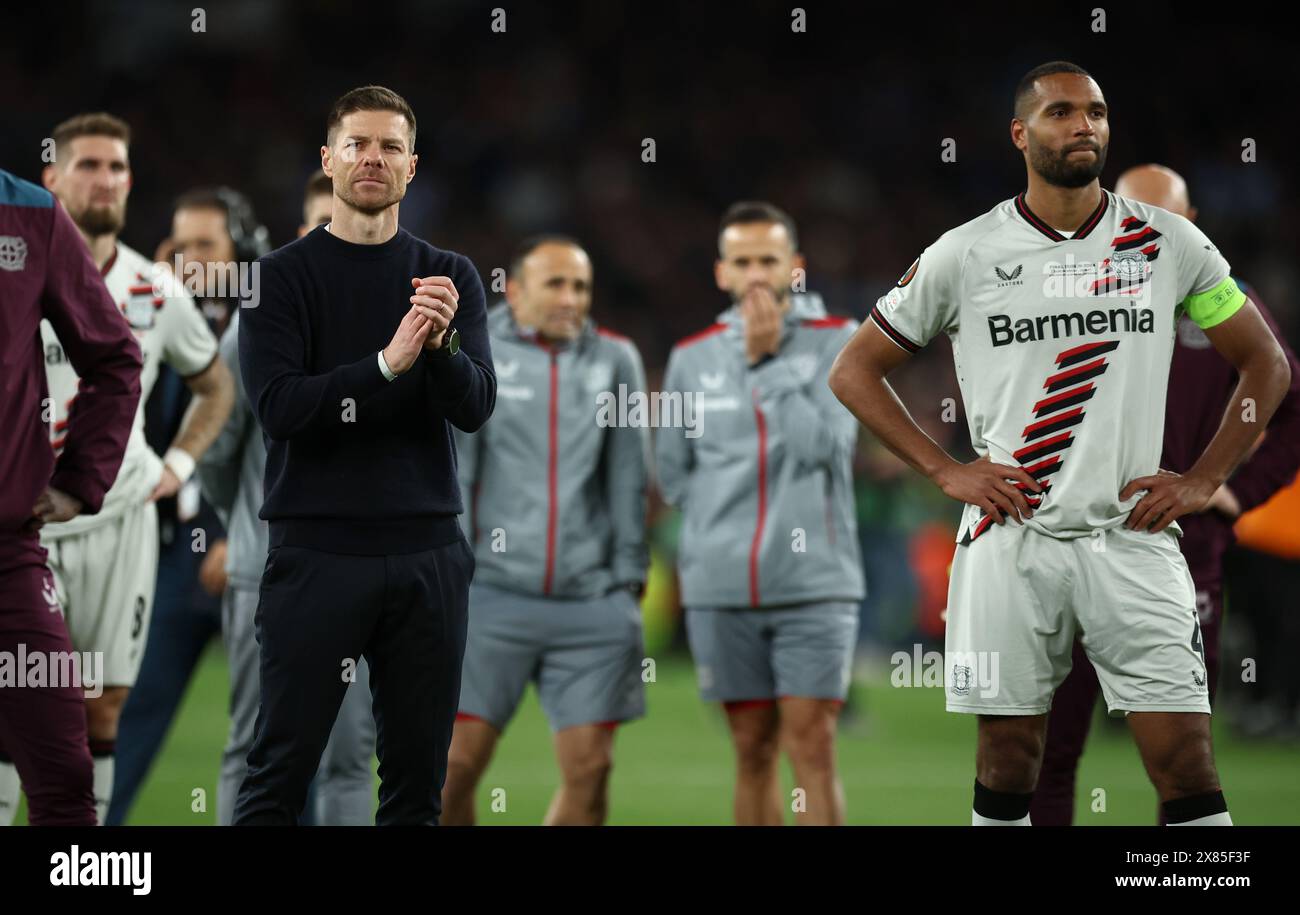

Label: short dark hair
[508,234,588,279]
[303,168,333,206]
[50,112,131,163]
[717,201,798,256]
[171,186,258,240]
[327,85,416,148]
[1014,61,1093,120]
[173,187,231,218]
[171,187,270,262]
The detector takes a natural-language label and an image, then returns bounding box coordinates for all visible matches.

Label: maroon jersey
[1162,279,1300,588]
[0,169,142,532]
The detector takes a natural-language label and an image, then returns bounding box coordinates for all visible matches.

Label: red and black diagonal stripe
[1113,221,1163,252]
[961,339,1120,545]
[1091,219,1161,295]
[129,274,165,308]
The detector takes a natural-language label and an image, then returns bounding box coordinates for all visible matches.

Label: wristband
[163,447,197,485]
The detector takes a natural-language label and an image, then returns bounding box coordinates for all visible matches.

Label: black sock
[1162,790,1227,824]
[973,779,1034,821]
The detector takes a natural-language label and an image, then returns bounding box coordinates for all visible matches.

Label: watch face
[446,327,460,355]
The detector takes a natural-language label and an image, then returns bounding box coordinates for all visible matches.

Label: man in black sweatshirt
[234,86,495,825]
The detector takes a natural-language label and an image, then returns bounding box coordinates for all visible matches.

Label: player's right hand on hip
[382,306,435,375]
[934,455,1042,525]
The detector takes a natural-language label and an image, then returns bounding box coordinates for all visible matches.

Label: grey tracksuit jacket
[455,303,650,598]
[196,311,268,590]
[656,293,866,609]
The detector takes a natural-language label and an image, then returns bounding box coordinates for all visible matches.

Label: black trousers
[233,537,474,825]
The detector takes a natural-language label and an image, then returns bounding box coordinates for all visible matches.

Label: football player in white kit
[829,62,1291,826]
[0,113,234,825]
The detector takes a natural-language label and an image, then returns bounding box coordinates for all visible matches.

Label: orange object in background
[909,521,958,640]
[1234,475,1300,560]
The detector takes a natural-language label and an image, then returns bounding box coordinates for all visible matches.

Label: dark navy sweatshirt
[237,224,495,555]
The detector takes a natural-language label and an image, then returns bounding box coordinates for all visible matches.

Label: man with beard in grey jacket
[442,236,649,826]
[658,201,865,826]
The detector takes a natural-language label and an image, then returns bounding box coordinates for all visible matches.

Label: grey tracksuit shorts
[685,601,859,703]
[457,582,646,732]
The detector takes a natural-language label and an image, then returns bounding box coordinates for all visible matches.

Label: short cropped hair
[326,85,416,148]
[1013,61,1093,119]
[717,201,799,256]
[303,168,333,206]
[50,112,131,164]
[508,234,587,279]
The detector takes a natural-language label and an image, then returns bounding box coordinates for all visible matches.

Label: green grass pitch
[20,645,1300,825]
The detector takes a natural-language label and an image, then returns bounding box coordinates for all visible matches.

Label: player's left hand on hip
[410,276,459,349]
[1119,468,1216,533]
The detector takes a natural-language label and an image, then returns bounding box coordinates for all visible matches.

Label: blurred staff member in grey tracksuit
[657,201,865,827]
[196,171,375,826]
[443,235,649,826]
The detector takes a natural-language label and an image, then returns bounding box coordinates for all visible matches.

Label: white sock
[1168,811,1233,826]
[973,810,1031,826]
[0,762,20,826]
[92,754,115,826]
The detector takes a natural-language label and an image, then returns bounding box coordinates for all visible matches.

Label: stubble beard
[73,201,126,238]
[336,175,403,216]
[1029,136,1108,189]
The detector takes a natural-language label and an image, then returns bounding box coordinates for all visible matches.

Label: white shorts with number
[44,501,160,688]
[944,520,1210,716]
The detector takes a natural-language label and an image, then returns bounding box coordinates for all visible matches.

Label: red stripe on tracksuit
[543,350,559,596]
[675,323,727,349]
[749,395,768,608]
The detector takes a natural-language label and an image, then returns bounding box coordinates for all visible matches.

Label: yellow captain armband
[1182,276,1246,330]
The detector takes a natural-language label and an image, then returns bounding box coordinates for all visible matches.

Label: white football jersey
[870,190,1245,542]
[41,241,218,536]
